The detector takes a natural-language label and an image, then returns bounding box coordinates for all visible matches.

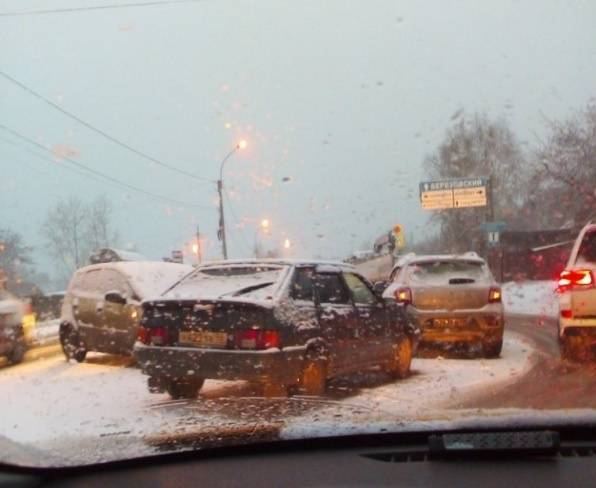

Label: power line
[0,133,120,186]
[0,0,204,17]
[0,122,213,210]
[0,70,214,184]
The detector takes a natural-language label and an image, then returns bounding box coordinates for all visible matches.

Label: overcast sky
[1,0,595,285]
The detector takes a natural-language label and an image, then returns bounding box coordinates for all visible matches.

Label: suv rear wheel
[59,323,87,363]
[166,378,204,399]
[561,336,586,362]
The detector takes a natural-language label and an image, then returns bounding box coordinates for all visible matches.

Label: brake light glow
[137,326,168,346]
[560,309,573,319]
[137,327,150,345]
[557,269,593,292]
[488,287,502,303]
[394,287,412,305]
[234,329,280,350]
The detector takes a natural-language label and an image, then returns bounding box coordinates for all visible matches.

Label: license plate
[178,330,228,348]
[433,318,467,327]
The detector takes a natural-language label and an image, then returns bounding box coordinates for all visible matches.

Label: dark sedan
[134,259,418,399]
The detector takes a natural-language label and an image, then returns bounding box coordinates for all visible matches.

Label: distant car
[59,261,192,362]
[382,253,504,358]
[557,222,596,361]
[134,259,418,399]
[0,290,27,364]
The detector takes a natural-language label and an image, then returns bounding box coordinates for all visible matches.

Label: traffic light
[393,224,405,250]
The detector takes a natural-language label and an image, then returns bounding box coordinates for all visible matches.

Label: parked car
[59,261,192,362]
[557,222,596,361]
[381,253,504,358]
[0,290,27,364]
[134,259,418,399]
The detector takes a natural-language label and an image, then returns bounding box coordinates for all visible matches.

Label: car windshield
[408,260,488,284]
[165,265,286,299]
[0,0,595,470]
[577,231,596,265]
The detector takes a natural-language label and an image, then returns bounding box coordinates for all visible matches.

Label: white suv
[557,222,596,361]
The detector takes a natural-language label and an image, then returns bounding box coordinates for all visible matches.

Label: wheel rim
[302,361,325,395]
[396,337,412,377]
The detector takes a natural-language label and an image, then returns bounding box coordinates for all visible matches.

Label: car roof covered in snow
[73,261,193,299]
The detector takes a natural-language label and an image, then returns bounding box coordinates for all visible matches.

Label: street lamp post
[217,140,247,260]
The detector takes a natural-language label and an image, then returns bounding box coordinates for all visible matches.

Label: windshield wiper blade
[221,282,276,297]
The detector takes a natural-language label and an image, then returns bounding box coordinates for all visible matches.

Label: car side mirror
[105,291,127,305]
[373,281,388,297]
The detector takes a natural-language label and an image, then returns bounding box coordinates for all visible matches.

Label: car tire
[7,341,26,364]
[298,356,327,396]
[387,336,412,379]
[166,378,204,400]
[59,323,87,363]
[561,336,584,362]
[483,339,503,359]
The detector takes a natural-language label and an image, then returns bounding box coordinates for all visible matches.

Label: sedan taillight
[138,326,168,346]
[557,269,593,292]
[394,287,412,305]
[234,329,280,350]
[488,287,502,303]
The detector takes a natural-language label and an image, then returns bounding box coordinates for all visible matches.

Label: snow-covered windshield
[0,0,595,471]
[164,265,286,300]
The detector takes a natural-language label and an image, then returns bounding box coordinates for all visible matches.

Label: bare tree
[42,196,119,282]
[86,195,119,251]
[530,102,596,228]
[0,228,33,291]
[424,113,527,252]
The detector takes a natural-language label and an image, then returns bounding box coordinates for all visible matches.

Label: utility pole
[217,180,227,260]
[216,139,247,260]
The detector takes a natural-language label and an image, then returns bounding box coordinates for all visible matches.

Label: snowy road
[0,329,537,465]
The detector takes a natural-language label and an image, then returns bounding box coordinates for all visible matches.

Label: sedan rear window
[407,261,488,284]
[168,265,287,300]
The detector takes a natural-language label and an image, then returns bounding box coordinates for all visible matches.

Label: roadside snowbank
[281,331,535,439]
[503,280,558,318]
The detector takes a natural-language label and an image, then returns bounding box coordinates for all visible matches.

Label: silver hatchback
[383,253,504,358]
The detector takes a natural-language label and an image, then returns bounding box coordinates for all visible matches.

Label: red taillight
[561,309,573,319]
[394,287,412,305]
[139,326,169,346]
[137,327,150,345]
[557,269,593,292]
[234,329,280,350]
[488,287,502,303]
